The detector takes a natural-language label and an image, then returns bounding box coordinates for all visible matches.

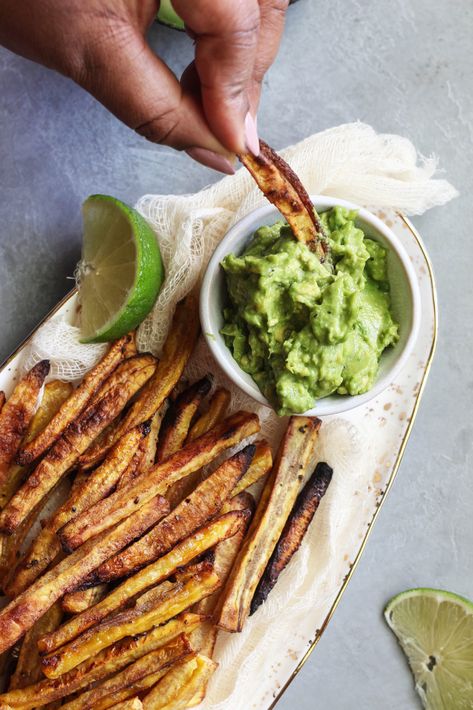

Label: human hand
[0,0,288,172]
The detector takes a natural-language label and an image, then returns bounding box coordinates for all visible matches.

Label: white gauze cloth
[22,123,456,708]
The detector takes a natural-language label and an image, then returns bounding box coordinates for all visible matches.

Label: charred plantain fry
[9,602,63,690]
[39,512,246,656]
[88,354,155,405]
[215,416,321,632]
[0,363,156,535]
[157,377,212,464]
[231,440,272,497]
[118,406,167,489]
[5,423,149,596]
[0,360,50,487]
[44,571,218,676]
[79,669,171,710]
[87,445,255,585]
[18,335,134,466]
[251,461,333,614]
[0,636,191,710]
[78,293,200,469]
[239,140,328,261]
[0,494,169,654]
[61,584,109,614]
[59,411,259,551]
[187,387,231,443]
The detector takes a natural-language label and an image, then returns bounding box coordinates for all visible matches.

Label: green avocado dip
[220,206,399,415]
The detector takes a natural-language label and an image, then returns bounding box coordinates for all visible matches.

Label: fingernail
[244,112,260,156]
[186,148,236,174]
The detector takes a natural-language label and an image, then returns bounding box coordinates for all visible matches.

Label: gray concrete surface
[1,1,472,707]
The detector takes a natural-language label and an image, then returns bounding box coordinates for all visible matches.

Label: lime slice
[385,588,473,709]
[77,195,164,343]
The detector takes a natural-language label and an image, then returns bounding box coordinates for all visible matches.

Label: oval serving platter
[0,212,436,709]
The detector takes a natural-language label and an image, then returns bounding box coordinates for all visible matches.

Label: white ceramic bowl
[200,196,421,417]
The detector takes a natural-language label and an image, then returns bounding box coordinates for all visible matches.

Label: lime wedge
[385,588,473,709]
[77,195,164,343]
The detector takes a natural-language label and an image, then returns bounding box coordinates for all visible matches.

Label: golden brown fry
[18,335,134,467]
[143,654,218,710]
[79,293,200,469]
[61,584,108,614]
[232,440,272,497]
[0,360,50,487]
[60,411,259,552]
[113,699,143,710]
[89,444,255,584]
[118,406,167,489]
[239,141,328,260]
[156,376,212,464]
[44,570,219,675]
[9,603,62,690]
[0,363,156,535]
[88,354,155,405]
[187,387,231,443]
[250,461,332,613]
[0,636,191,710]
[87,670,170,710]
[0,494,169,654]
[39,511,246,657]
[216,416,322,632]
[5,423,148,596]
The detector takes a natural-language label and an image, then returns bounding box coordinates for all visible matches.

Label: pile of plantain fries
[0,290,332,709]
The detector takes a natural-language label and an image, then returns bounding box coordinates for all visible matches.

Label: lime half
[385,588,473,709]
[77,195,164,343]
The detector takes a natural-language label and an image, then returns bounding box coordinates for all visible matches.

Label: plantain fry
[0,360,50,487]
[0,636,191,710]
[239,141,329,261]
[43,570,219,675]
[0,494,169,654]
[9,602,63,690]
[59,411,259,552]
[39,512,246,656]
[78,293,200,469]
[5,423,149,596]
[118,406,167,489]
[113,698,143,710]
[88,444,255,585]
[187,387,231,443]
[88,354,156,405]
[215,416,322,632]
[251,460,333,614]
[231,440,272,497]
[61,584,108,614]
[0,363,156,535]
[156,376,212,463]
[18,335,134,467]
[82,669,171,710]
[143,654,218,710]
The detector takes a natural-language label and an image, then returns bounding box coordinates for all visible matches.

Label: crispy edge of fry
[39,511,246,657]
[215,416,322,632]
[8,602,63,690]
[187,387,231,443]
[78,293,200,469]
[5,423,148,597]
[59,411,260,552]
[0,636,192,710]
[239,141,328,260]
[250,460,333,614]
[18,335,134,466]
[90,443,256,584]
[156,376,212,464]
[59,636,195,710]
[43,570,220,676]
[0,493,170,655]
[0,360,50,485]
[61,584,109,614]
[0,363,156,535]
[231,440,272,497]
[141,656,199,710]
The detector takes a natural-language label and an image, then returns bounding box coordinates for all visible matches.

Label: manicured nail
[186,147,235,174]
[244,112,260,156]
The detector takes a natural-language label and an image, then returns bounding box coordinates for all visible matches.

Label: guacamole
[220,206,399,415]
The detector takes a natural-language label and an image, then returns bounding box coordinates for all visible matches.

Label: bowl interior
[200,197,419,416]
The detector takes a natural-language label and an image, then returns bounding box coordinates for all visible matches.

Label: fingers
[248,0,289,113]
[174,0,261,154]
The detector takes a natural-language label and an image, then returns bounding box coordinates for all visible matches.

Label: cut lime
[77,195,164,343]
[385,588,473,709]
